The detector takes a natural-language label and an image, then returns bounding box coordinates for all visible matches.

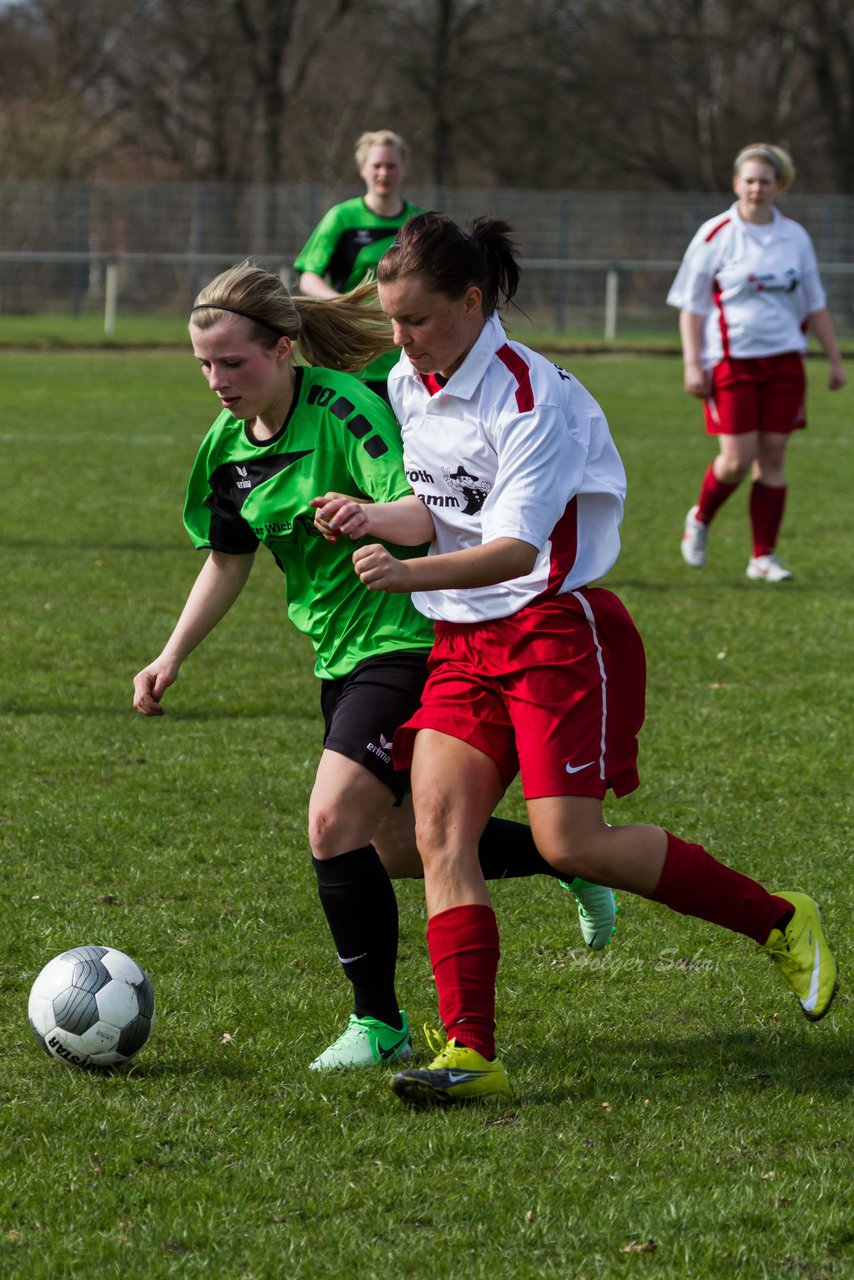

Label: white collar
[729,201,790,237]
[402,312,506,401]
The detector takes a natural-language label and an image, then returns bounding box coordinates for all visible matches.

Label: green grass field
[1,348,851,1279]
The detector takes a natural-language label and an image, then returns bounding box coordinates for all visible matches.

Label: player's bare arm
[352,536,537,594]
[297,271,340,300]
[679,310,711,398]
[806,308,847,390]
[311,492,435,545]
[132,550,254,715]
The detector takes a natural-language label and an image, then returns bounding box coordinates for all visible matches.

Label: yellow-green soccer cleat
[391,1030,510,1106]
[760,892,839,1022]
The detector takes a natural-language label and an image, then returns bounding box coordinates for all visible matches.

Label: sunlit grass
[1,351,851,1278]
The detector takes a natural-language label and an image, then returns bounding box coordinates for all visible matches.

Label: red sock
[697,464,739,525]
[750,481,786,557]
[648,833,791,944]
[426,904,499,1059]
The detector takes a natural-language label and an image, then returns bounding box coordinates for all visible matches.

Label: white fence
[0,181,852,337]
[1,251,852,341]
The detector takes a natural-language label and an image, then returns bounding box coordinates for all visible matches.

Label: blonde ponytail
[192,264,394,372]
[294,280,396,371]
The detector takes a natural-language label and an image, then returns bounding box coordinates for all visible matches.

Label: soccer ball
[28,945,155,1069]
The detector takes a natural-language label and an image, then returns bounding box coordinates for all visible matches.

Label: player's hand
[352,544,410,592]
[311,492,370,542]
[828,361,847,391]
[684,361,711,398]
[132,660,179,716]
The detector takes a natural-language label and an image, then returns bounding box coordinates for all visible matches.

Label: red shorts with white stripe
[392,587,646,800]
[704,353,806,436]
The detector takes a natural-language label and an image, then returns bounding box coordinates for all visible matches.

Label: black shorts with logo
[319,651,430,803]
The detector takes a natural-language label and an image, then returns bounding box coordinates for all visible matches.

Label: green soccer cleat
[560,877,618,950]
[760,892,839,1022]
[309,1011,412,1070]
[391,1030,510,1106]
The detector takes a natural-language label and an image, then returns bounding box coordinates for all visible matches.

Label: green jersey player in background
[132,262,616,1072]
[295,130,423,400]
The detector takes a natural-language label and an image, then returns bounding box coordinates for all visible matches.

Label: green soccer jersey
[294,197,423,383]
[183,367,434,680]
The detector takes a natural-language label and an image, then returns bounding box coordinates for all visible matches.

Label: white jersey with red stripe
[667,203,826,369]
[387,312,626,624]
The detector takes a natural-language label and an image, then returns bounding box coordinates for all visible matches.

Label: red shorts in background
[392,587,646,801]
[704,353,806,436]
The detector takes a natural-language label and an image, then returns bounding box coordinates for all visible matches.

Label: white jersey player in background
[313,211,838,1106]
[668,142,846,581]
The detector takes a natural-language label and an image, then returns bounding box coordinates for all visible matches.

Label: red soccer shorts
[392,587,646,801]
[704,353,806,436]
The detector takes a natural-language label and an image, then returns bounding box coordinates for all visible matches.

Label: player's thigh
[526,793,607,867]
[410,729,504,914]
[410,728,505,852]
[308,749,398,857]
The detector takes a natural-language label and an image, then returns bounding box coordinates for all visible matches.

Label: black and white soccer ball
[28,946,155,1068]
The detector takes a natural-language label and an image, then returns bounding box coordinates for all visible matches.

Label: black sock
[477,817,563,880]
[312,845,402,1028]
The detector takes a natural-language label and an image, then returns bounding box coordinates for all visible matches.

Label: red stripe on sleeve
[704,217,731,243]
[496,344,535,412]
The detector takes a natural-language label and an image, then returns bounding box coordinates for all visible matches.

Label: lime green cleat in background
[760,892,838,1022]
[560,877,618,950]
[309,1011,412,1070]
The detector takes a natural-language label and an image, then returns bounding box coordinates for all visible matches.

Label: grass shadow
[518,1026,854,1106]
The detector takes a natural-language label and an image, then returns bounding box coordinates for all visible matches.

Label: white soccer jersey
[387,313,626,624]
[667,203,826,368]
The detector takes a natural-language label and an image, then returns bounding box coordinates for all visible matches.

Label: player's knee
[413,808,460,864]
[535,829,611,880]
[307,803,349,858]
[717,459,750,484]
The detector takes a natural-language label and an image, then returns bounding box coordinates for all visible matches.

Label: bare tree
[376,0,555,187]
[785,0,854,192]
[1,0,852,193]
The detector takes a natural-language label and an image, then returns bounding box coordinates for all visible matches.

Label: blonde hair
[733,143,796,191]
[191,262,395,372]
[354,130,410,170]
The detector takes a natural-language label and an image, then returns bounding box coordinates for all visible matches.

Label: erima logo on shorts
[367,734,393,765]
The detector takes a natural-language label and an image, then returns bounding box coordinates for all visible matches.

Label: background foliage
[0,0,853,192]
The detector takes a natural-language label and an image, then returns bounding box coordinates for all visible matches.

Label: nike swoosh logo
[446,1070,491,1084]
[378,1038,408,1060]
[336,951,368,965]
[565,760,595,775]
